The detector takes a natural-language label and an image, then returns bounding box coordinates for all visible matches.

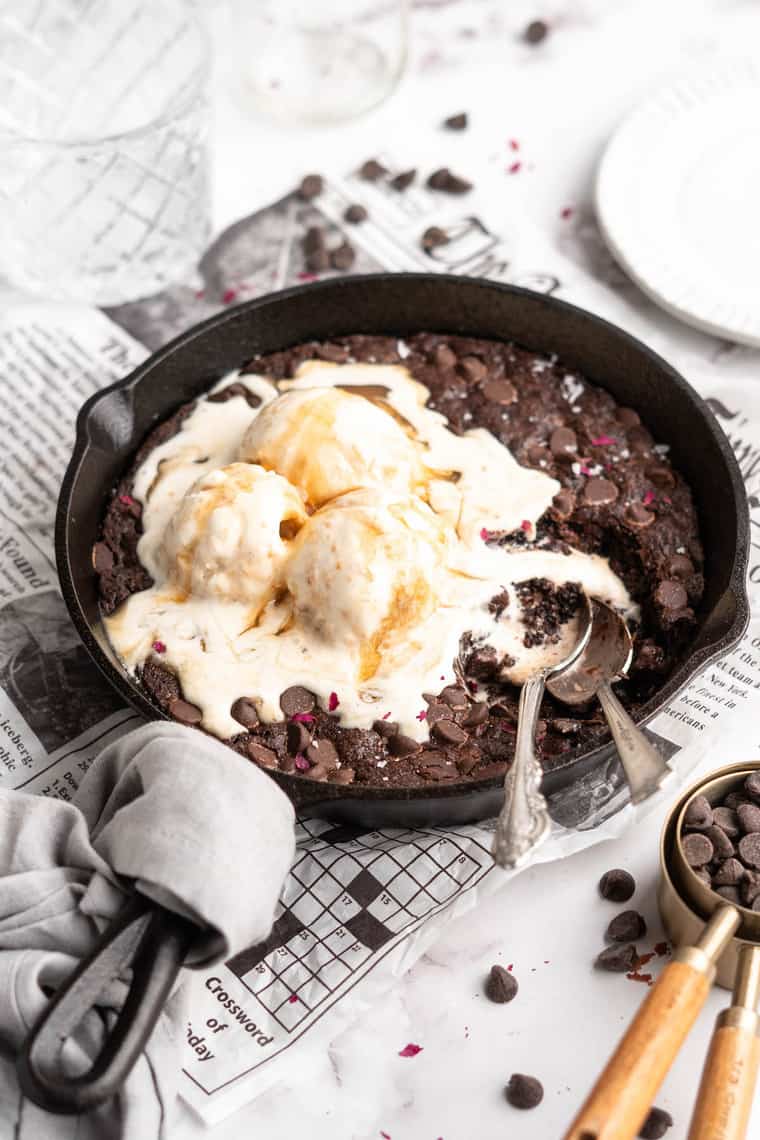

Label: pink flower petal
[398,1043,423,1058]
[382,711,392,720]
[222,287,238,304]
[151,640,166,654]
[294,754,310,771]
[591,435,617,446]
[520,519,531,533]
[291,712,316,723]
[380,1133,391,1139]
[416,710,427,721]
[328,691,340,712]
[508,138,520,151]
[288,994,299,1004]
[507,160,522,174]
[479,527,490,541]
[642,490,656,506]
[118,493,135,506]
[579,464,593,476]
[297,271,318,282]
[560,206,574,220]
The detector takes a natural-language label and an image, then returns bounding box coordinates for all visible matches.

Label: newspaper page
[1,161,760,1122]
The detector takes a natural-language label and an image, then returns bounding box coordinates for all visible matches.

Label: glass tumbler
[0,0,211,305]
[230,0,408,125]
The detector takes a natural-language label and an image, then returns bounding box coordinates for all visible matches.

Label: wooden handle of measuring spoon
[564,908,740,1140]
[687,944,760,1140]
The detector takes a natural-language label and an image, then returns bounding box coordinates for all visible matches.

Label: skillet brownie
[96,333,702,788]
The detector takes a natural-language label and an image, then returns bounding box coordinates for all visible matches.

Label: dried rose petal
[118,494,135,506]
[291,712,316,724]
[479,527,490,541]
[642,490,656,506]
[381,1133,391,1139]
[152,640,166,654]
[560,206,574,219]
[288,994,299,1004]
[580,464,593,476]
[416,710,427,722]
[297,272,318,282]
[520,519,531,533]
[507,161,522,174]
[398,1043,423,1057]
[222,287,238,304]
[382,711,392,720]
[328,691,340,712]
[591,435,617,446]
[508,138,520,151]
[294,754,310,771]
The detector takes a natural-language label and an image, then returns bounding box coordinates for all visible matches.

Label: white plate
[596,59,760,346]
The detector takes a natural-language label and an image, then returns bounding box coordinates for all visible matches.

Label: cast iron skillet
[56,274,750,828]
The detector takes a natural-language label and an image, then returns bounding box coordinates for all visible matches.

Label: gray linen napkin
[0,722,296,1140]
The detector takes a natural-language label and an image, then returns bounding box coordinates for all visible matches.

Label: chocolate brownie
[96,333,703,788]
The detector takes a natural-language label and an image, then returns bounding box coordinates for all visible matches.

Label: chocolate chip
[465,644,499,679]
[738,833,760,869]
[297,173,323,200]
[485,964,518,1003]
[424,701,449,725]
[92,541,114,573]
[426,167,473,194]
[505,1074,543,1110]
[390,168,416,191]
[726,791,753,810]
[695,867,712,886]
[713,806,740,839]
[523,19,549,44]
[330,241,356,271]
[488,588,510,618]
[343,203,368,224]
[583,477,619,506]
[599,869,635,902]
[440,685,469,710]
[247,741,278,769]
[443,111,468,130]
[305,247,330,273]
[303,225,326,254]
[280,686,315,716]
[639,1107,673,1139]
[456,748,482,775]
[617,407,641,428]
[478,761,508,780]
[306,761,330,781]
[742,873,760,905]
[706,824,735,860]
[596,943,638,972]
[432,343,457,369]
[482,379,517,405]
[551,488,575,520]
[432,719,468,745]
[421,225,449,251]
[625,502,655,529]
[738,803,760,834]
[169,698,203,726]
[745,773,760,802]
[713,858,745,886]
[606,910,647,943]
[230,697,259,729]
[549,426,577,457]
[286,720,311,755]
[458,355,487,383]
[682,832,714,868]
[358,158,387,181]
[331,767,355,784]
[667,553,694,579]
[388,733,422,758]
[647,465,675,489]
[419,760,458,781]
[373,718,399,738]
[628,425,653,454]
[463,701,489,728]
[683,794,713,831]
[655,580,688,610]
[305,738,339,769]
[715,885,741,904]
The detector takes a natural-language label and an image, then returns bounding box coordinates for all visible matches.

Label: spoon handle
[597,681,670,804]
[491,672,551,869]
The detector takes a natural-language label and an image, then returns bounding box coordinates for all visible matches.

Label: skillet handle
[17,894,196,1115]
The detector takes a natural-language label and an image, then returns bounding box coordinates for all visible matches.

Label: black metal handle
[17,894,196,1115]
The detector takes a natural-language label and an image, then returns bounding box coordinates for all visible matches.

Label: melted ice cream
[105,361,635,740]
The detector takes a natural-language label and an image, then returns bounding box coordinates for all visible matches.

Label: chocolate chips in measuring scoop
[681,775,760,902]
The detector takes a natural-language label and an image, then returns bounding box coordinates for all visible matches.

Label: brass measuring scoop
[565,762,760,1140]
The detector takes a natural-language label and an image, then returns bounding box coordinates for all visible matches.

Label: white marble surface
[177,1,760,1137]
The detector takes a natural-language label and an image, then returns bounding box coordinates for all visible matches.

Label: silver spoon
[491,595,593,870]
[546,598,672,803]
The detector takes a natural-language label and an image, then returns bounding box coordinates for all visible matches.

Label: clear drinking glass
[0,0,211,305]
[231,0,408,125]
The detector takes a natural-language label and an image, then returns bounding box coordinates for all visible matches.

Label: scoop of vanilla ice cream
[157,462,307,606]
[285,488,448,680]
[238,387,420,507]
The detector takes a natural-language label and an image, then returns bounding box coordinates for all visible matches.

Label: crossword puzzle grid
[226,821,487,1031]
